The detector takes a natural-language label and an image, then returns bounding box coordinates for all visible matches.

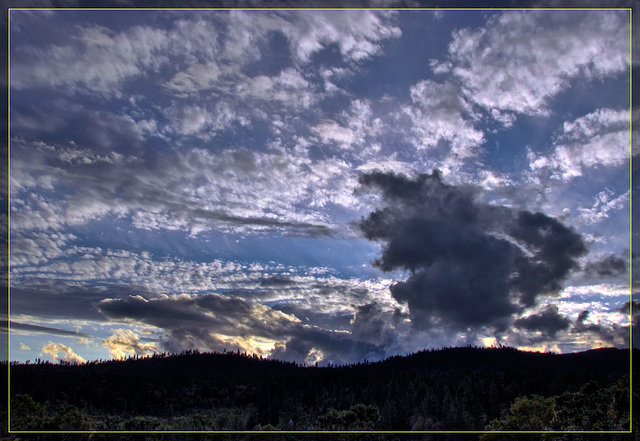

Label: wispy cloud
[528,108,631,182]
[9,321,93,338]
[439,10,629,116]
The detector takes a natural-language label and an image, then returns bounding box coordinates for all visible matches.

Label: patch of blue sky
[548,73,631,120]
[228,235,379,278]
[199,119,275,153]
[68,216,379,280]
[59,219,208,260]
[333,12,459,102]
[243,31,294,78]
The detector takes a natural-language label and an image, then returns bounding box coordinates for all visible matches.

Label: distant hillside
[5,346,637,437]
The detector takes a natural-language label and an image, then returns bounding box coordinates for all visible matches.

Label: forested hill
[6,347,637,435]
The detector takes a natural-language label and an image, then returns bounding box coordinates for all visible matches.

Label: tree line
[3,346,637,440]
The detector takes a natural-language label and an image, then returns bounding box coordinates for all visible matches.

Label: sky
[6,7,638,366]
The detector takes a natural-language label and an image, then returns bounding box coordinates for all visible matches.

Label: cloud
[577,188,630,225]
[19,343,30,351]
[618,300,638,313]
[617,301,640,348]
[442,11,629,116]
[11,10,400,109]
[9,321,93,338]
[243,68,316,109]
[8,12,403,239]
[41,342,86,364]
[94,281,401,364]
[9,238,395,331]
[349,302,397,347]
[165,62,220,95]
[171,102,249,137]
[570,308,632,348]
[269,326,390,366]
[513,304,571,337]
[98,292,301,351]
[9,232,77,266]
[10,137,352,237]
[400,79,484,158]
[357,171,586,333]
[279,10,401,63]
[582,254,628,279]
[8,283,150,322]
[260,275,295,287]
[313,121,355,146]
[528,108,630,182]
[11,23,169,95]
[102,329,157,359]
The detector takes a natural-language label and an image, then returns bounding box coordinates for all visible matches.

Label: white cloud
[558,283,630,299]
[313,121,355,146]
[10,232,76,266]
[19,342,30,350]
[11,24,170,95]
[244,68,315,109]
[356,160,416,175]
[281,10,401,63]
[169,101,250,138]
[528,108,630,181]
[41,341,86,364]
[163,11,399,103]
[401,79,485,157]
[102,328,157,359]
[445,11,630,116]
[10,136,359,236]
[165,63,220,95]
[578,188,629,225]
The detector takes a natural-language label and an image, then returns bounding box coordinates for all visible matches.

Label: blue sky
[7,8,636,365]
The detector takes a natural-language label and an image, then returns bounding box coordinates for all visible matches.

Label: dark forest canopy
[4,346,636,437]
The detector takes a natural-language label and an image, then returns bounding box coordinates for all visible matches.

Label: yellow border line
[5,6,634,435]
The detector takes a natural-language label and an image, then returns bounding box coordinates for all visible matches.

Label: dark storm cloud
[357,171,586,332]
[513,305,571,337]
[269,326,389,366]
[618,300,640,316]
[273,303,354,332]
[583,254,628,278]
[350,302,397,346]
[98,292,299,343]
[508,211,588,306]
